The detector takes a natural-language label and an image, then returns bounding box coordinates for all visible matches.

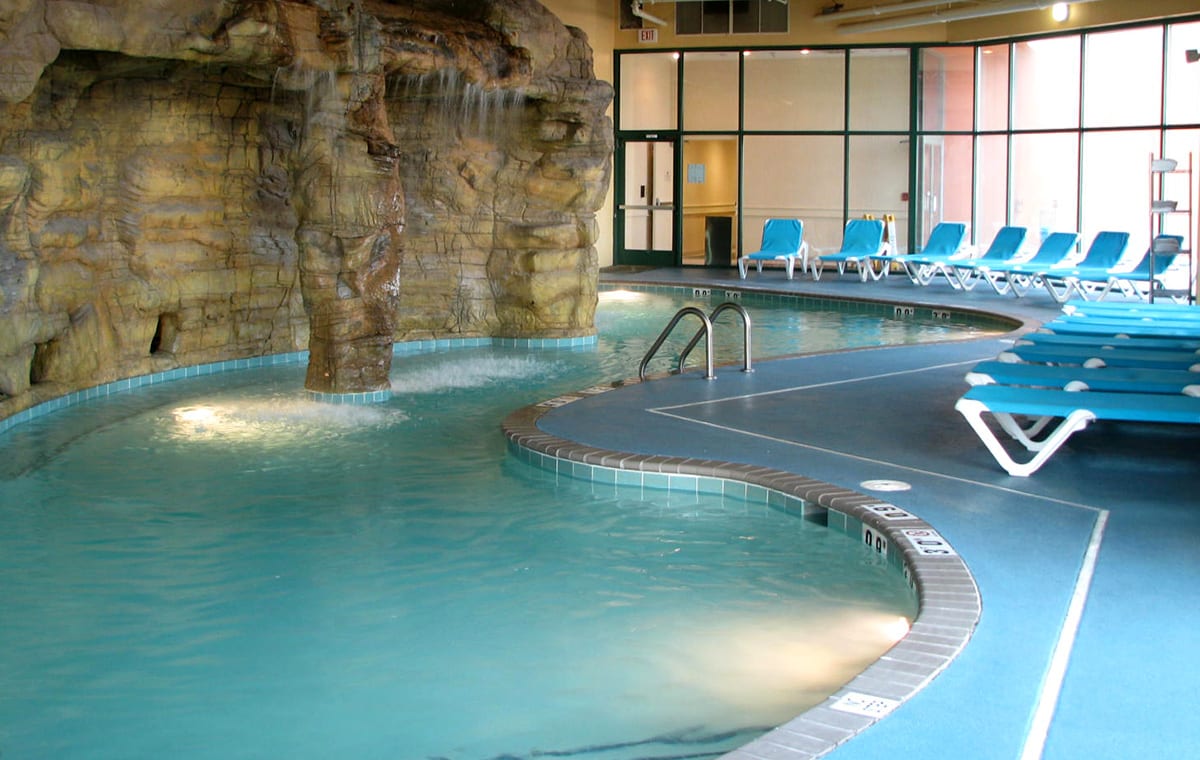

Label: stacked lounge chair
[893,225,1027,288]
[955,300,1200,476]
[945,226,1031,292]
[809,218,888,281]
[878,222,968,285]
[1035,231,1130,302]
[961,231,1079,296]
[1106,235,1187,301]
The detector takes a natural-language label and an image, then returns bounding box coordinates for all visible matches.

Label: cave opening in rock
[149,313,179,356]
[29,341,53,386]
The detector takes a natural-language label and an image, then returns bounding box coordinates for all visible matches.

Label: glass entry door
[617,139,677,267]
[920,137,944,244]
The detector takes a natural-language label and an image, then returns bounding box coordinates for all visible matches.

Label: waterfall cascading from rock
[0,0,613,419]
[273,62,345,188]
[389,69,526,138]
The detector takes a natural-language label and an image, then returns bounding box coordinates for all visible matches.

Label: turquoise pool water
[0,290,992,759]
[597,286,1004,375]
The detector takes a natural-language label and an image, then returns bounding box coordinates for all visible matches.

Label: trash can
[705,216,732,266]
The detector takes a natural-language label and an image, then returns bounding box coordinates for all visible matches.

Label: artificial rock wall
[0,0,612,413]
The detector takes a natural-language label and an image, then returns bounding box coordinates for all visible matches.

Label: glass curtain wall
[913,18,1199,283]
[849,49,910,252]
[681,52,739,265]
[743,50,847,252]
[617,14,1200,284]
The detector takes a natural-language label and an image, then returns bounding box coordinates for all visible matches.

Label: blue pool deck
[526,267,1200,760]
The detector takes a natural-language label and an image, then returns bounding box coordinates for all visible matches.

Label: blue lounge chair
[810,219,887,281]
[738,218,809,281]
[966,360,1200,395]
[1046,313,1200,339]
[956,384,1200,476]
[1019,331,1200,351]
[1062,300,1200,318]
[969,231,1079,296]
[946,226,1031,292]
[1037,231,1130,303]
[874,222,968,285]
[905,226,1026,289]
[1106,236,1186,301]
[1001,344,1200,371]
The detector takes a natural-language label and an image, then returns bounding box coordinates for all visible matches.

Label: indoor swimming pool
[0,289,1003,759]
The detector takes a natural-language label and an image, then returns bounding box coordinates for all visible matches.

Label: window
[977,44,1010,132]
[683,52,740,131]
[676,1,788,35]
[917,134,974,243]
[742,135,843,251]
[975,134,1009,244]
[1165,21,1200,125]
[920,47,975,132]
[849,49,910,131]
[850,135,910,247]
[744,49,844,131]
[619,52,678,131]
[1012,36,1080,130]
[1084,26,1163,128]
[1081,130,1160,256]
[1011,132,1078,240]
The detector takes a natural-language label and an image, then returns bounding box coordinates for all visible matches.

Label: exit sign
[638,28,658,43]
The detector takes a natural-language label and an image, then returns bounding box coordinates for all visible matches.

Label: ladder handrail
[680,302,753,375]
[639,306,715,380]
[638,302,754,381]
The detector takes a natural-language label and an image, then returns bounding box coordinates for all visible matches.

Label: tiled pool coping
[502,382,982,760]
[600,281,1019,333]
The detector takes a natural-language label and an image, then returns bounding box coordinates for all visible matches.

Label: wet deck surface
[538,267,1200,759]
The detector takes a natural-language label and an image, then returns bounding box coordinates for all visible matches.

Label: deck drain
[860,479,911,492]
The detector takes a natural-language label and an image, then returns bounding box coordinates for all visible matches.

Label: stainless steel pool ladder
[638,302,753,381]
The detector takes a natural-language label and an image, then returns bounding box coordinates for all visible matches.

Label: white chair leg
[1042,278,1073,303]
[955,398,1096,477]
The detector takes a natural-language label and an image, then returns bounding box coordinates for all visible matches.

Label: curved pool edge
[502,387,981,760]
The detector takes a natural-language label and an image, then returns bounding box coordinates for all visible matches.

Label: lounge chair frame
[738,218,809,281]
[956,385,1200,477]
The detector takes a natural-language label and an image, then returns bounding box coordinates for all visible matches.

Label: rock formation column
[287,66,403,396]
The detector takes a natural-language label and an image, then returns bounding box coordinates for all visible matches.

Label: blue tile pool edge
[599,282,1020,333]
[501,388,982,760]
[0,334,599,435]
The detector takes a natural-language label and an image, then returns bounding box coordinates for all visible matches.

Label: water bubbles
[390,354,556,394]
